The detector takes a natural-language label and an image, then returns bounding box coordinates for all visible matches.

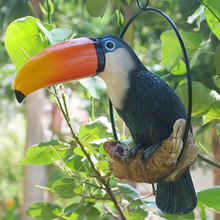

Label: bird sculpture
[14,35,197,214]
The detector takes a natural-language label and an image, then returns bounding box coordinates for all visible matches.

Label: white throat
[98,48,134,110]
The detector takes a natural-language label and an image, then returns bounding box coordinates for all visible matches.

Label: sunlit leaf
[115,9,124,27]
[79,116,113,142]
[187,5,205,24]
[22,140,70,165]
[187,5,205,31]
[5,16,49,72]
[39,2,47,15]
[197,186,220,211]
[37,21,72,45]
[160,30,202,74]
[79,77,106,100]
[74,145,92,157]
[86,0,110,18]
[175,81,213,117]
[26,202,61,219]
[204,0,220,40]
[203,90,220,123]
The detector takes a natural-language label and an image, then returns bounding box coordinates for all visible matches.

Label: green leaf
[62,200,87,220]
[99,215,115,220]
[51,177,77,199]
[204,0,220,40]
[187,5,206,31]
[79,116,113,142]
[74,145,92,157]
[95,160,109,171]
[22,140,70,165]
[197,186,220,211]
[213,75,220,89]
[86,207,100,220]
[50,28,72,44]
[65,154,85,172]
[26,202,61,219]
[203,90,220,122]
[79,77,106,100]
[214,44,220,77]
[86,0,110,18]
[160,31,202,74]
[117,183,141,201]
[39,2,47,15]
[175,81,213,117]
[115,9,124,27]
[125,205,148,220]
[204,0,220,15]
[37,21,72,45]
[5,16,49,72]
[187,5,205,24]
[162,211,195,220]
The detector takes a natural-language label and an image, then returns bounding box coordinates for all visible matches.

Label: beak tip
[14,90,26,103]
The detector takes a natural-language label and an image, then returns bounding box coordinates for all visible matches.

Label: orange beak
[14,37,105,103]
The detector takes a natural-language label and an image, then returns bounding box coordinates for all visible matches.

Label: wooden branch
[104,119,199,183]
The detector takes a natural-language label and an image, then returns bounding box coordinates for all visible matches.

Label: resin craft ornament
[13,0,197,215]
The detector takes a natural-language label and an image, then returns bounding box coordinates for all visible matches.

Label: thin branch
[123,193,153,210]
[57,147,75,151]
[203,205,220,215]
[199,143,218,163]
[20,47,30,59]
[198,154,220,169]
[51,86,127,220]
[104,203,119,219]
[61,85,71,122]
[28,1,40,19]
[80,195,111,201]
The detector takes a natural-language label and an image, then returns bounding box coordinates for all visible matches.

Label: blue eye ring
[105,40,116,51]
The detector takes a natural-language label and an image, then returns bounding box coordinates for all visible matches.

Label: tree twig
[52,86,127,220]
[123,193,153,210]
[197,154,220,169]
[104,203,119,219]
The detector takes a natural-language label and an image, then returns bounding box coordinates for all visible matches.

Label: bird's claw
[125,144,141,161]
[141,143,161,162]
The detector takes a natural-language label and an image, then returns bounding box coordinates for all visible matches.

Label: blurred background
[0,0,219,219]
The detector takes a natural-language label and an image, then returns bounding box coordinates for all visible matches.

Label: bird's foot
[141,143,161,162]
[125,144,142,160]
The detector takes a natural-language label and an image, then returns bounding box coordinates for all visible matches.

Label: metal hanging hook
[137,0,149,10]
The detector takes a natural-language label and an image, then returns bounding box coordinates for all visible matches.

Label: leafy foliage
[21,140,71,165]
[5,16,49,72]
[3,0,220,219]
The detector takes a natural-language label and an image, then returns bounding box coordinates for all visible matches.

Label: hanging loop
[109,0,192,152]
[137,0,149,10]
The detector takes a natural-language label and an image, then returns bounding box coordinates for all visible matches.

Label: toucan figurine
[14,35,197,214]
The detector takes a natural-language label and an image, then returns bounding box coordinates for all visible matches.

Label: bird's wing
[135,70,188,126]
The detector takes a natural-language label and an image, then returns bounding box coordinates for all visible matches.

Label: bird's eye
[105,40,115,51]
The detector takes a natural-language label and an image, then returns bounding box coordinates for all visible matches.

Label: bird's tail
[156,169,197,215]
